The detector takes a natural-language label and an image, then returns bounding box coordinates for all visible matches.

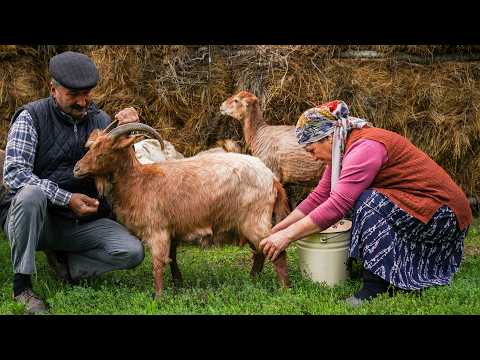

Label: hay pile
[0,45,53,146]
[1,45,479,203]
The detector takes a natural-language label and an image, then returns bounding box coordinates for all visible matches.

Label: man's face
[51,81,92,119]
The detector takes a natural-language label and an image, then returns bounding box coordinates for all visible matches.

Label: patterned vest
[345,128,472,230]
[1,96,112,222]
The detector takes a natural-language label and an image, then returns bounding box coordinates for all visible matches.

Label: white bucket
[297,219,352,286]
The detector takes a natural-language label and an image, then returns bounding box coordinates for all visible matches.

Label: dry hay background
[1,45,480,209]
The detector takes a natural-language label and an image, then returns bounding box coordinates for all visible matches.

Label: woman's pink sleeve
[296,165,332,215]
[306,140,388,230]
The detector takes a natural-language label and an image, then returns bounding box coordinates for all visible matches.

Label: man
[0,51,145,314]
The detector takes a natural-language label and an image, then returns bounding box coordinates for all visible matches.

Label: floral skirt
[349,190,468,290]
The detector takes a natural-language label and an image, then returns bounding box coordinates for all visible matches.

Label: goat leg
[152,258,165,299]
[169,240,183,287]
[151,231,171,299]
[248,242,265,277]
[251,252,266,277]
[272,250,289,288]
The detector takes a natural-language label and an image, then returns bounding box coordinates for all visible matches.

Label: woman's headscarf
[295,100,371,189]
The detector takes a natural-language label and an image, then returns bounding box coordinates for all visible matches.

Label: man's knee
[13,185,48,211]
[121,239,145,269]
[95,219,145,269]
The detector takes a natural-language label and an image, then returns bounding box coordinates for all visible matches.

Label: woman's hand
[270,209,307,235]
[261,215,322,262]
[259,230,292,262]
[270,223,283,234]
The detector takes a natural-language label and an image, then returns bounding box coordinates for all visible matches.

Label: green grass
[1,219,479,315]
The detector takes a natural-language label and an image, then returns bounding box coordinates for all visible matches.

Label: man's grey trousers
[3,185,144,279]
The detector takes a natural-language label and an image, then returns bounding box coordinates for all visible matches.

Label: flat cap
[49,51,99,90]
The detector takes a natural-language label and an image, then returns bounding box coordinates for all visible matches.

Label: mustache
[70,104,88,113]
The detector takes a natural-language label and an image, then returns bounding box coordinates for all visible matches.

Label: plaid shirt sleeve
[3,110,73,207]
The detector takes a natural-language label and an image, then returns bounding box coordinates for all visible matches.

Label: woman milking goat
[259,100,472,307]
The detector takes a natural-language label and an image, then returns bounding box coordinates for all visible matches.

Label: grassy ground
[0,219,479,315]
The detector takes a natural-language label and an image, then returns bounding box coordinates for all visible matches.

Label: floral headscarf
[296,100,370,189]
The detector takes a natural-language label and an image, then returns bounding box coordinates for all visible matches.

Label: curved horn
[103,119,119,134]
[108,123,165,150]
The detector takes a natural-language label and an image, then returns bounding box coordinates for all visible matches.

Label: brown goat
[74,124,290,298]
[93,136,244,248]
[220,91,324,185]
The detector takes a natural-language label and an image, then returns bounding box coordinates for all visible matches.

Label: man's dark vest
[0,96,113,224]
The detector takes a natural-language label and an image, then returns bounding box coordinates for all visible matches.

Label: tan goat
[220,91,324,185]
[74,123,290,298]
[95,133,243,248]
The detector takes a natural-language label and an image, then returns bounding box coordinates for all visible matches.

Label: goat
[74,123,291,298]
[134,138,242,160]
[91,130,243,248]
[215,139,242,154]
[134,138,184,164]
[91,132,241,223]
[133,137,244,247]
[220,91,324,185]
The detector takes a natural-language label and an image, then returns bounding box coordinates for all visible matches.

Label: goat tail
[272,178,291,225]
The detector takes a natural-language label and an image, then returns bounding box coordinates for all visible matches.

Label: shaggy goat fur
[74,128,290,298]
[94,136,246,247]
[220,91,324,185]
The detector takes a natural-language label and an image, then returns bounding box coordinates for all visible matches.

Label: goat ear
[85,129,102,148]
[243,96,257,108]
[241,98,251,108]
[112,134,144,150]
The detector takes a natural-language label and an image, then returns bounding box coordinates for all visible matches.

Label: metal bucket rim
[299,231,351,244]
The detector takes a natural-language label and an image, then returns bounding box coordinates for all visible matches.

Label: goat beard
[95,175,113,200]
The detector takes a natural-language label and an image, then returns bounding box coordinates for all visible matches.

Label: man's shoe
[13,289,48,315]
[45,250,74,284]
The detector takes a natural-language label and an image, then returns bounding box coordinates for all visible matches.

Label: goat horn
[103,119,119,134]
[108,123,165,150]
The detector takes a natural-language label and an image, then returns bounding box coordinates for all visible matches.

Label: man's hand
[114,107,140,125]
[69,193,99,217]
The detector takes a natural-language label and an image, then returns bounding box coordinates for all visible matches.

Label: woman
[259,100,472,306]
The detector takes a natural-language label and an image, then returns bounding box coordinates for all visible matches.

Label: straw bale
[0,56,46,148]
[0,45,479,201]
[89,45,146,118]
